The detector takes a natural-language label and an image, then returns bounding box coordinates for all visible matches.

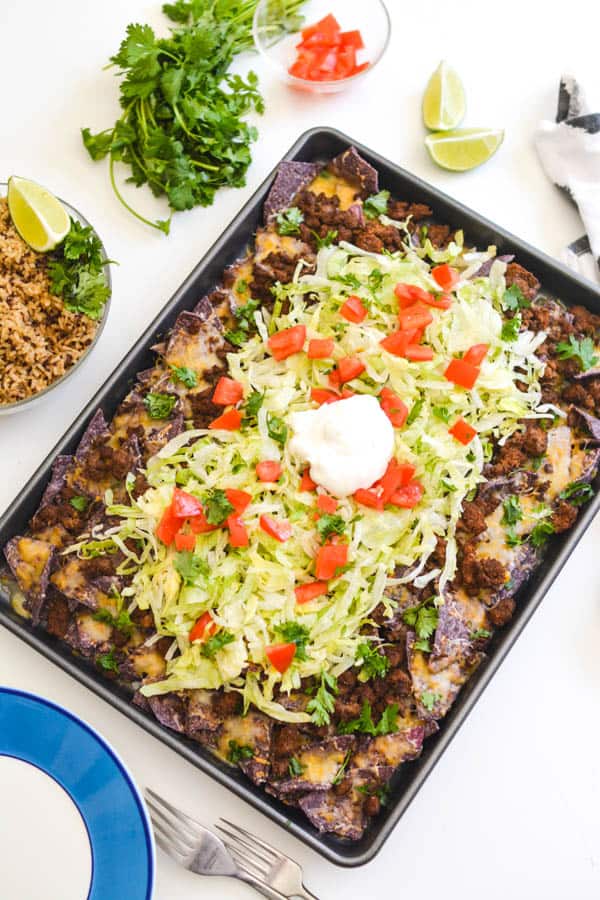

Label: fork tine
[217,818,279,861]
[215,824,272,867]
[152,820,195,858]
[145,797,198,850]
[145,788,206,834]
[154,831,185,864]
[222,842,269,878]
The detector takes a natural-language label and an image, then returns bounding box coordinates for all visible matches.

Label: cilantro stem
[109,156,170,234]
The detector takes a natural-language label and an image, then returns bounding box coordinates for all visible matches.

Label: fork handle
[291,891,320,900]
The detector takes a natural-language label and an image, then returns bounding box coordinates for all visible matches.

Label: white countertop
[2,1,600,897]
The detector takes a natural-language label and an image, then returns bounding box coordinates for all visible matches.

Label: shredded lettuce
[84,231,545,719]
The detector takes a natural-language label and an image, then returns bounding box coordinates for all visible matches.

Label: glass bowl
[253,0,391,94]
[0,183,112,416]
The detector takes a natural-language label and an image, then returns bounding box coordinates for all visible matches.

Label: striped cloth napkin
[535,76,600,284]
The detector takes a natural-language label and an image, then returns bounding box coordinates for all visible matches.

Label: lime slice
[425,128,504,172]
[422,61,466,131]
[7,176,70,252]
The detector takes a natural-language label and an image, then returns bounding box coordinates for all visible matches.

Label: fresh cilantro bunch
[81,1,306,232]
[48,219,112,320]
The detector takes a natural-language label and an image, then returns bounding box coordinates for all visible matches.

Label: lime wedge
[7,176,70,252]
[425,128,504,172]
[422,61,466,131]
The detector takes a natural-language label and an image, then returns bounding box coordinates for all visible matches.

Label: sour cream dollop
[288,394,394,498]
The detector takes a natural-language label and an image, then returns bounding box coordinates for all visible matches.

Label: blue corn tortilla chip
[573,407,600,443]
[37,455,74,510]
[64,610,113,656]
[4,536,55,624]
[75,409,110,461]
[185,689,222,735]
[274,735,355,795]
[210,711,273,785]
[50,558,121,612]
[111,389,184,460]
[328,146,378,198]
[351,725,425,770]
[148,693,188,734]
[474,254,514,277]
[430,592,488,673]
[407,632,484,720]
[298,765,394,840]
[263,161,322,224]
[159,310,227,388]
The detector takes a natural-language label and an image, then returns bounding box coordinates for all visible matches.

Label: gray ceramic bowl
[0,182,112,416]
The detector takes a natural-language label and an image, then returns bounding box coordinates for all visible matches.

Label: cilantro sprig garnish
[316,513,345,542]
[144,392,177,419]
[170,364,197,388]
[81,4,305,231]
[97,647,120,673]
[559,481,595,506]
[48,220,112,320]
[556,335,599,372]
[200,630,235,659]
[93,607,134,638]
[227,740,254,764]
[337,700,399,736]
[274,621,310,661]
[267,413,287,445]
[276,206,304,235]
[174,551,208,584]
[502,495,523,547]
[356,642,390,682]
[288,756,305,777]
[307,670,338,726]
[69,495,89,512]
[363,190,390,220]
[202,489,234,525]
[225,298,260,348]
[502,284,531,311]
[402,596,439,653]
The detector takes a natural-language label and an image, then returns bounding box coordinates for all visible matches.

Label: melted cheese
[308,173,358,210]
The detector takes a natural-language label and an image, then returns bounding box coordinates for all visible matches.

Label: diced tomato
[265,642,297,673]
[444,358,480,389]
[340,29,364,49]
[212,376,243,406]
[394,283,434,308]
[156,504,180,545]
[174,530,196,551]
[297,30,342,50]
[300,469,317,492]
[189,611,217,643]
[336,356,365,384]
[432,264,460,291]
[376,459,413,503]
[189,511,217,534]
[308,338,334,359]
[380,328,417,357]
[336,45,357,77]
[225,489,251,515]
[398,305,433,332]
[301,13,341,42]
[267,324,306,361]
[340,388,355,399]
[449,417,477,445]
[328,368,341,388]
[289,57,310,79]
[340,295,367,323]
[353,487,383,510]
[315,540,349,579]
[317,494,338,514]
[421,292,453,310]
[295,581,329,604]
[227,516,249,547]
[405,345,434,362]
[311,387,339,405]
[171,487,203,519]
[380,386,408,427]
[463,343,489,366]
[260,514,292,542]
[256,461,282,483]
[209,408,242,430]
[390,480,424,508]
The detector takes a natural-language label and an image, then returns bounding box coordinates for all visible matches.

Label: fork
[145,788,286,900]
[216,818,319,900]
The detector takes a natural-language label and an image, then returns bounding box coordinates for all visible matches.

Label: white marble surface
[1,1,600,897]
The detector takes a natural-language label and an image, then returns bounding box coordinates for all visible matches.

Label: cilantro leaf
[48,219,112,320]
[174,551,208,584]
[356,642,390,682]
[97,647,120,673]
[312,229,338,249]
[559,481,595,506]
[556,335,599,372]
[69,495,88,512]
[332,272,361,291]
[274,621,310,661]
[363,190,390,220]
[170,364,197,388]
[276,206,304,235]
[227,740,254,764]
[200,630,235,658]
[316,513,346,542]
[470,628,491,640]
[288,756,304,777]
[331,748,353,786]
[243,390,264,423]
[402,596,439,647]
[202,489,234,525]
[432,405,451,423]
[530,520,555,547]
[307,670,338,726]
[406,398,424,426]
[144,392,176,419]
[501,312,521,342]
[338,701,399,736]
[502,495,522,526]
[267,413,287,445]
[502,284,531,311]
[420,691,440,712]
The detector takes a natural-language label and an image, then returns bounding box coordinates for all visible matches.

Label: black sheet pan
[1,127,599,866]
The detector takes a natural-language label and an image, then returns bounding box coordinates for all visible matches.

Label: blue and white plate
[0,688,154,900]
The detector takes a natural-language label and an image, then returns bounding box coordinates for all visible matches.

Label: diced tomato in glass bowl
[253,0,391,94]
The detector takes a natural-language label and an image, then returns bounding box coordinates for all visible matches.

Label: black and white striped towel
[535,76,600,284]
